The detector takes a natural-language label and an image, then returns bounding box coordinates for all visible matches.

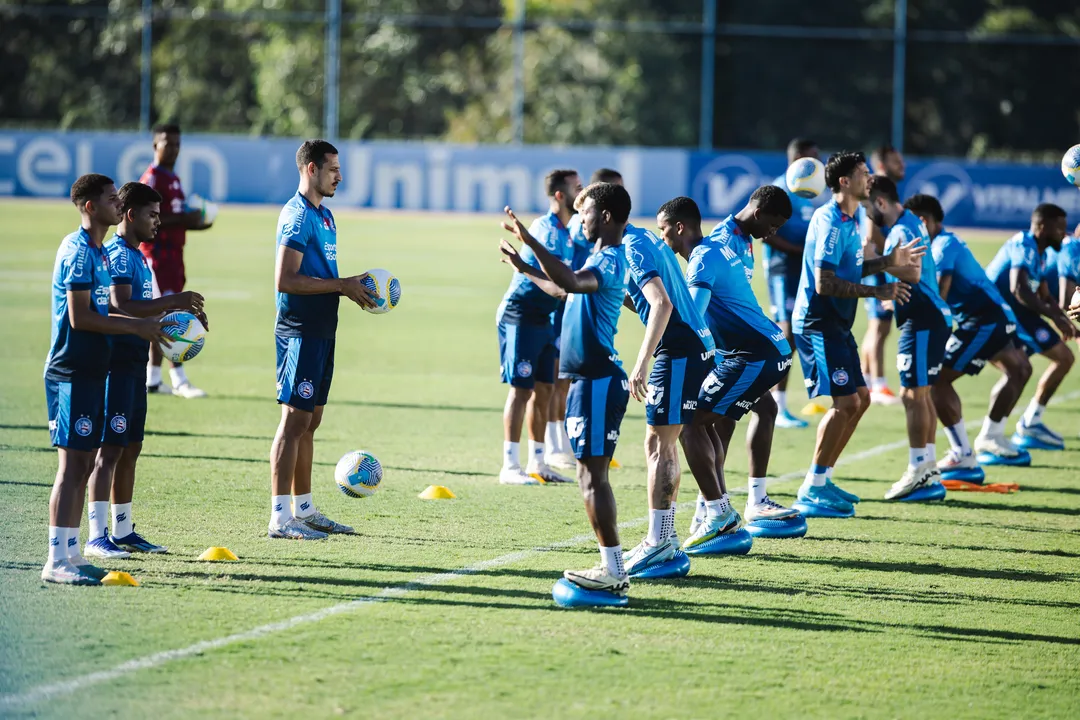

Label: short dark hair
[749,185,793,220]
[824,151,866,193]
[545,169,578,198]
[871,143,899,167]
[867,175,900,204]
[1033,203,1067,223]
[118,181,162,212]
[153,123,180,136]
[590,168,622,184]
[296,139,339,171]
[575,182,631,224]
[70,173,115,208]
[787,138,818,160]
[903,194,944,223]
[657,196,701,227]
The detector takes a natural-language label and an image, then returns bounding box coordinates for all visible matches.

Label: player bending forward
[500,182,633,598]
[269,140,376,540]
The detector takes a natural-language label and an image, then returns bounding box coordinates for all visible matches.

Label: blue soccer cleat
[897,481,947,502]
[553,578,630,608]
[937,449,985,483]
[826,478,860,504]
[83,531,132,560]
[111,525,168,554]
[746,515,808,539]
[775,408,809,429]
[681,527,753,556]
[1013,419,1064,451]
[626,547,691,579]
[975,435,1032,466]
[793,484,855,518]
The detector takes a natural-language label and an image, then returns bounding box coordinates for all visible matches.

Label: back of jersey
[885,210,950,326]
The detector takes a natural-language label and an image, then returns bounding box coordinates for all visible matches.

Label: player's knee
[508,386,533,408]
[1056,343,1075,371]
[307,410,324,435]
[279,407,314,439]
[59,450,96,483]
[753,393,777,422]
[94,445,124,471]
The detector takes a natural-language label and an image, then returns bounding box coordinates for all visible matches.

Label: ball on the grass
[1061,144,1080,187]
[785,157,827,199]
[159,311,206,363]
[335,450,383,498]
[360,268,402,315]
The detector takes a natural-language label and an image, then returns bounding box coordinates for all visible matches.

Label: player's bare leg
[562,456,629,594]
[624,425,682,574]
[1015,343,1073,449]
[43,449,102,584]
[103,442,167,552]
[863,319,898,404]
[500,387,537,485]
[288,405,349,534]
[146,343,173,395]
[523,381,571,483]
[970,348,1034,459]
[269,404,326,539]
[796,389,865,514]
[679,413,741,549]
[887,386,936,499]
[83,446,131,559]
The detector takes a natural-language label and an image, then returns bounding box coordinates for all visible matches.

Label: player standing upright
[500,182,632,598]
[42,174,171,585]
[140,124,214,398]
[867,177,953,499]
[269,140,376,540]
[986,204,1076,450]
[763,138,820,429]
[792,152,922,516]
[497,170,581,484]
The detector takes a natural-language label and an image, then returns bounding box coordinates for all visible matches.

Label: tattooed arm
[815,268,911,303]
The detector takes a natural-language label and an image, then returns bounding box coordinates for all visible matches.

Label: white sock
[293,492,314,519]
[774,390,787,411]
[871,377,886,391]
[801,464,829,492]
[694,493,706,522]
[600,544,625,576]
[170,365,189,387]
[749,477,768,505]
[527,440,545,467]
[647,509,666,545]
[909,446,927,468]
[944,420,972,456]
[48,526,67,563]
[981,416,1005,438]
[704,497,732,519]
[65,527,81,559]
[112,502,133,538]
[926,442,937,463]
[88,500,109,539]
[1023,399,1045,426]
[825,466,834,481]
[557,422,571,454]
[503,441,520,470]
[147,364,162,387]
[544,421,556,450]
[664,507,676,539]
[271,495,292,526]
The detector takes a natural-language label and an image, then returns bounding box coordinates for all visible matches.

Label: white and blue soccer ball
[334,450,384,498]
[187,194,219,225]
[361,268,402,315]
[1061,144,1080,187]
[785,157,827,199]
[159,311,206,363]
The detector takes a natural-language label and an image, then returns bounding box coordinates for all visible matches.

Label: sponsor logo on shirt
[682,400,697,411]
[735,399,753,410]
[645,384,664,406]
[897,354,913,372]
[566,417,585,439]
[606,429,619,442]
[776,356,793,372]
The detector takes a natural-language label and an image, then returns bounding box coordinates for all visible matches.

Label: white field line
[6,388,1080,709]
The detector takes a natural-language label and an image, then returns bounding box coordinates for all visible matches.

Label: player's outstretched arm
[68,289,174,343]
[498,239,567,300]
[816,269,911,304]
[501,207,598,294]
[628,278,672,401]
[1011,268,1076,339]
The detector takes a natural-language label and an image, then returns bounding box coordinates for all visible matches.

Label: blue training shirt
[764,173,815,276]
[623,223,716,361]
[105,233,155,373]
[559,244,628,380]
[792,199,866,335]
[1042,237,1080,300]
[45,228,113,382]
[884,210,951,327]
[986,232,1044,303]
[499,211,572,325]
[687,216,791,359]
[931,229,1010,326]
[275,192,340,339]
[567,214,593,271]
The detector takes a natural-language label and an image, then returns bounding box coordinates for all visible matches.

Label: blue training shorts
[565,372,629,459]
[897,319,950,389]
[276,335,335,412]
[794,331,866,399]
[102,371,148,446]
[1010,304,1061,356]
[645,351,715,427]
[698,353,793,420]
[944,310,1019,376]
[497,320,556,389]
[46,377,106,452]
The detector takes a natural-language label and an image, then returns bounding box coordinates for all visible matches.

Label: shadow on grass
[754,553,1078,583]
[211,395,503,415]
[1017,484,1080,496]
[856,514,1080,536]
[0,479,51,488]
[0,423,268,442]
[798,534,1080,560]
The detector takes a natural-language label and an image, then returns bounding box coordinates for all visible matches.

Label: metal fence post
[891,0,908,151]
[698,0,716,151]
[511,1,526,144]
[324,0,341,139]
[139,0,152,131]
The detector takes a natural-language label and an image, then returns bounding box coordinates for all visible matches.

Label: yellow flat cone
[101,571,139,586]
[419,485,456,500]
[198,546,239,561]
[609,458,623,470]
[801,401,828,416]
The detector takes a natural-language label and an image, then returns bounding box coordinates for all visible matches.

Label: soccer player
[43,174,172,585]
[662,190,803,538]
[763,138,821,428]
[1042,227,1080,311]
[140,124,214,398]
[269,140,376,540]
[496,169,581,484]
[986,204,1076,449]
[861,144,908,405]
[792,152,922,515]
[82,182,210,559]
[867,177,953,499]
[499,182,632,598]
[901,195,1033,473]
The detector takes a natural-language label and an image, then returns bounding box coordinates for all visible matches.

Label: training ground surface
[1,200,1078,719]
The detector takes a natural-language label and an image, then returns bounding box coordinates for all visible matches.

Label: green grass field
[1,199,1078,719]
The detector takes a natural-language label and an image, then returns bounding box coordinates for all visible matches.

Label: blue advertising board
[1,130,1076,230]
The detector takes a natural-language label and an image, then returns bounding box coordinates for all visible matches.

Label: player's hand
[340,274,378,310]
[890,238,925,268]
[1052,313,1078,340]
[499,238,528,271]
[184,209,205,229]
[628,361,648,402]
[173,290,205,316]
[876,281,911,305]
[135,315,177,344]
[1068,288,1080,321]
[501,206,539,248]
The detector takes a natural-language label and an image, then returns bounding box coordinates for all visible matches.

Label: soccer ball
[361,268,402,315]
[1061,144,1080,187]
[334,450,384,498]
[187,194,219,225]
[785,157,827,199]
[159,311,207,363]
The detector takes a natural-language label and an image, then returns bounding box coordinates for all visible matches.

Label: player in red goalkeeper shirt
[140,123,214,398]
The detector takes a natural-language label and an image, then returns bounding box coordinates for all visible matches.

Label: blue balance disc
[746,515,808,539]
[552,578,629,608]
[682,528,753,556]
[628,550,691,579]
[898,482,947,502]
[1011,433,1063,452]
[977,449,1031,467]
[792,500,855,519]
[940,466,985,483]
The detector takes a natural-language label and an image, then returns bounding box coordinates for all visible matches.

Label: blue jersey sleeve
[528,217,565,258]
[686,246,714,290]
[584,247,622,291]
[106,244,136,286]
[625,235,660,286]
[1059,244,1080,282]
[810,215,843,272]
[932,236,956,276]
[1007,239,1037,276]
[62,245,96,291]
[277,205,309,253]
[883,224,914,257]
